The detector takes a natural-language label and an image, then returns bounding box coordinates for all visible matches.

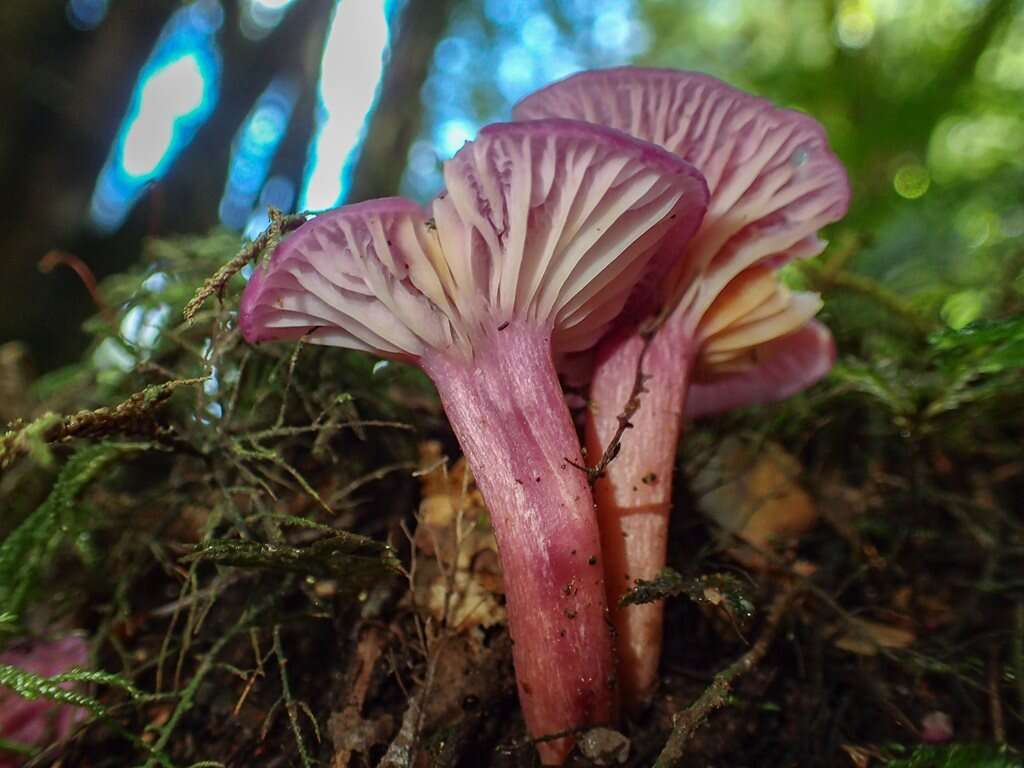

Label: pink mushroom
[239,119,708,764]
[515,68,850,710]
[0,635,89,767]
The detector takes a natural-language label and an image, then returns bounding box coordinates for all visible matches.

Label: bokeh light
[219,76,297,231]
[400,0,641,200]
[66,0,110,31]
[835,0,875,49]
[239,0,298,41]
[89,0,222,232]
[298,0,398,211]
[893,163,931,199]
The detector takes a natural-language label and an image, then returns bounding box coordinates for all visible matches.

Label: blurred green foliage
[639,0,1024,339]
[886,743,1022,767]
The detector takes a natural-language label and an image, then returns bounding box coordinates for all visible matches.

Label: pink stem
[585,319,693,711]
[424,323,616,765]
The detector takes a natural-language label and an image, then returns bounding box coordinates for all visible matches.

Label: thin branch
[0,378,205,468]
[38,249,116,326]
[652,584,801,768]
[183,209,307,325]
[573,331,655,485]
[272,625,317,768]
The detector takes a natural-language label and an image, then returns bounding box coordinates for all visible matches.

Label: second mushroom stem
[586,319,694,712]
[424,323,617,766]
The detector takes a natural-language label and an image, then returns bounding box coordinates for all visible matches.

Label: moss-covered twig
[798,260,934,334]
[0,443,148,628]
[271,625,319,768]
[0,378,203,468]
[182,209,307,325]
[653,584,800,768]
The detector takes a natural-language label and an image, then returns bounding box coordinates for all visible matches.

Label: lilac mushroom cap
[240,118,708,365]
[515,67,851,408]
[239,118,708,765]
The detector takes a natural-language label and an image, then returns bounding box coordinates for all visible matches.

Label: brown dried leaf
[841,743,875,767]
[694,437,818,568]
[831,617,915,656]
[413,441,505,630]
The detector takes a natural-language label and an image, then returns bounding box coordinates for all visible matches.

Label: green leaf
[929,316,1024,373]
[619,567,688,606]
[0,663,149,724]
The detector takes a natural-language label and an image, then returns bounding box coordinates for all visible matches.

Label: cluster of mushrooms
[239,68,850,765]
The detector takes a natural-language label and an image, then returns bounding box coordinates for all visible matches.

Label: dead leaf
[840,743,874,767]
[694,437,818,568]
[329,708,393,767]
[413,441,505,630]
[831,617,915,656]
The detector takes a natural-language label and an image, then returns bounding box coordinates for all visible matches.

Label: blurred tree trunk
[346,0,460,203]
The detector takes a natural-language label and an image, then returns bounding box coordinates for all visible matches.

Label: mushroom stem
[585,320,694,711]
[424,322,616,765]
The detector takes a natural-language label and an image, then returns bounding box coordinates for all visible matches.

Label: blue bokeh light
[298,0,400,211]
[89,0,222,232]
[521,13,558,53]
[120,303,171,352]
[436,118,477,157]
[400,0,641,200]
[219,77,297,231]
[66,0,110,30]
[244,175,297,240]
[239,0,298,41]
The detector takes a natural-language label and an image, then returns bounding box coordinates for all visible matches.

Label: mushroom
[239,119,708,764]
[515,68,850,709]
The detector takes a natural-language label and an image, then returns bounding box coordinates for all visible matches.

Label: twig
[39,249,116,326]
[182,208,307,325]
[652,584,800,768]
[573,332,654,485]
[798,260,933,334]
[233,628,268,716]
[990,642,1006,743]
[0,378,204,468]
[272,625,318,768]
[1015,603,1024,724]
[275,340,305,429]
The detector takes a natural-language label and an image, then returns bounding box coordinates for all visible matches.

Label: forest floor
[0,226,1021,768]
